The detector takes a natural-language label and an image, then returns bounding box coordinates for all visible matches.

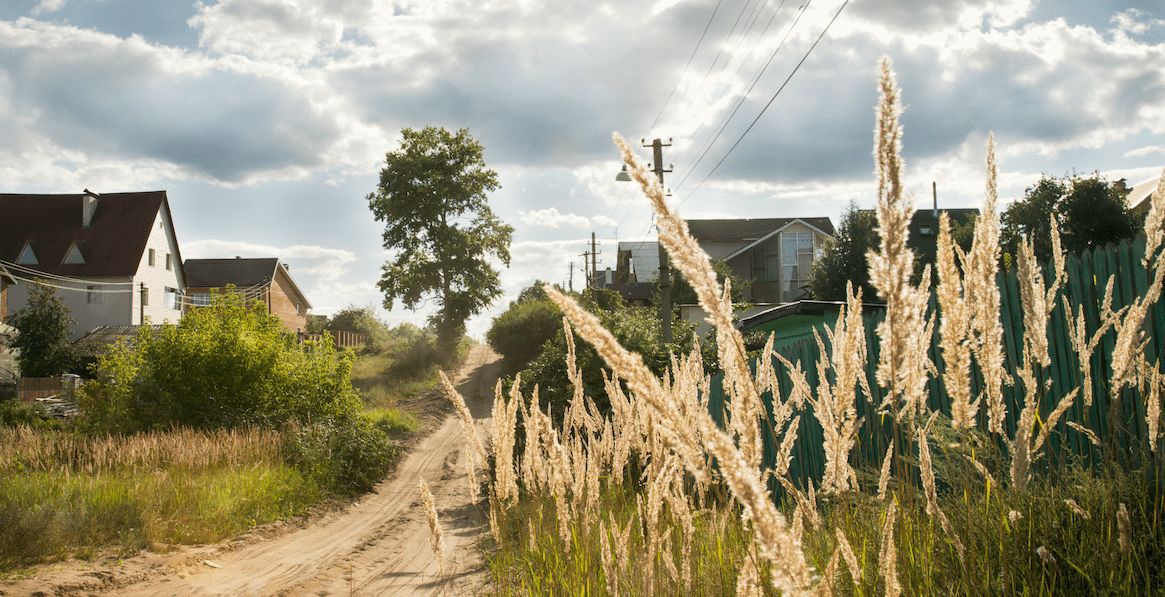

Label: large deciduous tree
[8,283,75,377]
[1002,173,1140,264]
[367,127,513,355]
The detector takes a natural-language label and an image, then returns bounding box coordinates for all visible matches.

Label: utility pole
[568,262,574,292]
[645,138,674,345]
[590,232,599,289]
[139,282,146,325]
[581,251,591,290]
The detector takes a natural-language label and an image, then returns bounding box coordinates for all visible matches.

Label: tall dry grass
[478,55,1165,595]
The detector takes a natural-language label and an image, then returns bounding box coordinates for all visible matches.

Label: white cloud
[1125,145,1165,158]
[591,214,619,228]
[519,207,591,229]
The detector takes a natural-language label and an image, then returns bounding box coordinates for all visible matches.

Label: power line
[671,0,805,191]
[676,0,850,208]
[0,259,135,286]
[646,0,727,133]
[666,0,765,133]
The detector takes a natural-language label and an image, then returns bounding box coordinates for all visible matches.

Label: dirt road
[2,345,502,596]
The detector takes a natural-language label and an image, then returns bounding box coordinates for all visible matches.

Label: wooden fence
[17,377,60,402]
[707,234,1164,488]
[298,330,368,350]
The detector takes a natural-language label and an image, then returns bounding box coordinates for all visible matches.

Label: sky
[2,0,1164,337]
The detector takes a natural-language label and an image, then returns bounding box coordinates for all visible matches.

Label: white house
[0,190,186,340]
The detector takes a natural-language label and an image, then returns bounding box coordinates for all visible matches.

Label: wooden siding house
[183,258,312,334]
[686,217,835,303]
[0,190,186,340]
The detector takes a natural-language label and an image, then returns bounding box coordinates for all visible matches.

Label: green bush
[80,293,362,432]
[284,418,397,496]
[487,299,561,369]
[0,400,61,430]
[517,291,698,418]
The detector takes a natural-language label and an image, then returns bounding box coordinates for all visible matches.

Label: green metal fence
[706,235,1165,488]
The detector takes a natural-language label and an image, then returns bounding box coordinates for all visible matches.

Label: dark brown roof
[0,192,168,277]
[184,258,281,288]
[685,217,835,242]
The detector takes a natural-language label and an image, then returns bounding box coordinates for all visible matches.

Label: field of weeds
[0,426,322,572]
[433,58,1165,595]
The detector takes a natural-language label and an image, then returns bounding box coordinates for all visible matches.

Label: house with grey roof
[686,217,836,303]
[184,257,312,333]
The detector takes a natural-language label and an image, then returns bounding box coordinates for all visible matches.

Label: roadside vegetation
[458,58,1165,595]
[0,296,456,573]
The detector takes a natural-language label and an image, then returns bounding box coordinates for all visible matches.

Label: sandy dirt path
[1,344,501,597]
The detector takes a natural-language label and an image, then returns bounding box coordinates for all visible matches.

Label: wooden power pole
[646,138,673,345]
[590,232,599,289]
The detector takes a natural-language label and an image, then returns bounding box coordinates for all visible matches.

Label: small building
[1128,174,1161,218]
[737,300,886,352]
[184,257,312,333]
[686,217,836,303]
[0,190,186,340]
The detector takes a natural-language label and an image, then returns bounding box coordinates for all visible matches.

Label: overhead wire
[670,0,805,191]
[0,259,135,286]
[675,0,851,208]
[646,0,727,133]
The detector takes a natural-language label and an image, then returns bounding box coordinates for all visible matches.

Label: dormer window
[62,242,85,265]
[16,242,38,265]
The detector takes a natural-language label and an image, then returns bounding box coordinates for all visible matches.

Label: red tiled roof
[0,191,166,277]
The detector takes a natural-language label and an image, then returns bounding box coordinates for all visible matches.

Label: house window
[749,238,780,283]
[148,249,156,266]
[780,231,816,301]
[63,242,85,265]
[86,286,103,304]
[164,287,178,310]
[192,293,210,306]
[16,242,38,265]
[165,254,172,270]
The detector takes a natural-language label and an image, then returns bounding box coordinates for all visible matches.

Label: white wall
[131,207,185,326]
[6,277,133,341]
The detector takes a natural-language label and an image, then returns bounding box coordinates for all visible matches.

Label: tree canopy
[8,283,75,377]
[1002,173,1140,264]
[367,127,514,353]
[809,203,879,301]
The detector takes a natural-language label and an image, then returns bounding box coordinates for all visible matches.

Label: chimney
[82,189,100,228]
[932,181,938,220]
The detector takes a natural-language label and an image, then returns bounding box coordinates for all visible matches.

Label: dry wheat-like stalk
[835,527,861,584]
[1064,498,1090,520]
[1010,364,1039,492]
[419,477,446,574]
[1118,503,1132,555]
[439,370,487,499]
[918,425,966,559]
[879,499,901,597]
[867,57,933,423]
[1111,174,1165,392]
[965,454,998,489]
[599,517,620,597]
[736,546,763,597]
[966,134,1010,436]
[877,439,894,500]
[1066,421,1102,450]
[1147,363,1162,453]
[1016,235,1051,368]
[1036,545,1056,565]
[937,214,977,429]
[1063,293,1118,409]
[492,377,521,506]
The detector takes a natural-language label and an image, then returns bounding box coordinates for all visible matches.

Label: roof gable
[0,191,167,277]
[184,258,280,288]
[685,217,836,243]
[722,218,835,262]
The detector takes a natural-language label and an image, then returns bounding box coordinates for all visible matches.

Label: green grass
[488,466,1164,595]
[350,353,440,410]
[0,465,320,571]
[362,407,421,435]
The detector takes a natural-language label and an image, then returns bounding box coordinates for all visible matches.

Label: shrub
[80,293,361,432]
[0,400,61,430]
[284,418,397,496]
[326,306,393,352]
[487,299,561,369]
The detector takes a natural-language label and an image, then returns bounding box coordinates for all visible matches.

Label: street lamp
[615,164,632,182]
